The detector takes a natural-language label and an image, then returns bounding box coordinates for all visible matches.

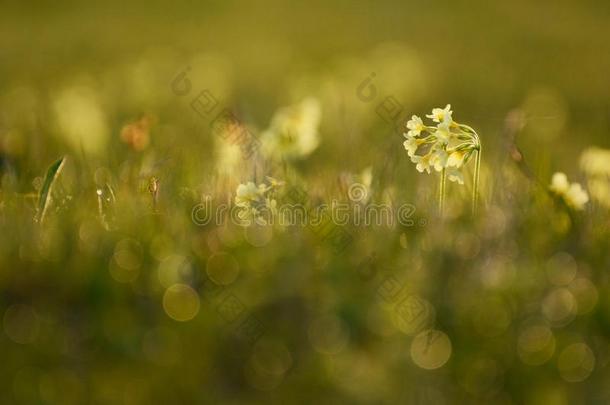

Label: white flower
[403,135,420,157]
[215,140,242,175]
[434,122,452,145]
[411,154,433,174]
[550,172,570,194]
[406,115,425,137]
[549,172,589,211]
[565,183,589,211]
[235,182,264,206]
[426,104,453,124]
[588,178,610,208]
[431,148,449,172]
[580,147,610,177]
[359,166,373,189]
[235,179,283,226]
[262,97,321,160]
[446,167,464,184]
[579,148,610,208]
[447,150,467,168]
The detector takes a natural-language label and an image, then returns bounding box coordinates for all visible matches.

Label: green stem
[459,122,482,216]
[439,167,446,218]
[472,146,481,216]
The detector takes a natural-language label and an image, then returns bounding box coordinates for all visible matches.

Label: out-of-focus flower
[340,166,373,203]
[565,184,590,211]
[587,178,610,209]
[234,178,283,226]
[266,176,285,188]
[580,147,610,177]
[446,167,464,184]
[53,84,109,155]
[261,98,321,160]
[550,172,589,211]
[426,104,453,124]
[120,116,153,151]
[580,147,610,208]
[550,172,570,195]
[215,140,242,176]
[235,182,267,206]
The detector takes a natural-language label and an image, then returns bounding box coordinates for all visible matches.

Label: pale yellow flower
[403,135,421,157]
[447,150,467,168]
[434,122,452,145]
[579,147,610,208]
[426,104,453,124]
[235,179,283,226]
[565,183,589,211]
[580,147,610,177]
[431,148,449,172]
[549,172,589,211]
[403,104,480,193]
[411,153,433,174]
[406,115,425,137]
[550,172,570,195]
[235,182,264,206]
[446,167,464,184]
[262,97,321,159]
[588,178,610,208]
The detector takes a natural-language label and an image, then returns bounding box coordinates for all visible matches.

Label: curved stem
[439,168,446,218]
[472,146,481,216]
[458,123,482,216]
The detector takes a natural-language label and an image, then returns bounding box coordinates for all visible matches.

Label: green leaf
[37,156,66,224]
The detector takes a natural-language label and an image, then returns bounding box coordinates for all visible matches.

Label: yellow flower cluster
[234,177,284,226]
[403,104,480,185]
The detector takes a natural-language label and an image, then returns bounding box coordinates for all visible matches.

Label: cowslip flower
[549,172,589,211]
[402,105,482,215]
[580,147,610,208]
[412,154,433,174]
[446,167,464,185]
[550,172,570,195]
[403,135,429,158]
[580,147,610,177]
[234,178,283,225]
[406,115,425,137]
[426,104,453,124]
[261,98,321,160]
[235,182,267,206]
[447,149,469,168]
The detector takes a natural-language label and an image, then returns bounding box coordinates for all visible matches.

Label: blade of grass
[37,156,66,224]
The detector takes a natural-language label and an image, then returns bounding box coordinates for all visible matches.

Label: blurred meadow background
[1,0,610,403]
